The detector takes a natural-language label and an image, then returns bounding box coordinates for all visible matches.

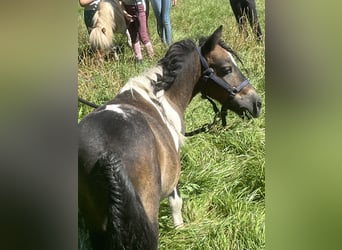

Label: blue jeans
[150,0,172,45]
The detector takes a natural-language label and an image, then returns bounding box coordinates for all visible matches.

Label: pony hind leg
[168,186,184,228]
[230,0,247,35]
[245,4,263,42]
[109,45,119,61]
[126,29,132,48]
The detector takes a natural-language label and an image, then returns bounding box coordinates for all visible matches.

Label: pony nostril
[257,100,262,109]
[252,99,262,117]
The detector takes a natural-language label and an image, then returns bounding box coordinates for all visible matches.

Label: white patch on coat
[105,104,127,119]
[120,66,184,151]
[227,50,237,66]
[169,187,184,228]
[157,95,184,151]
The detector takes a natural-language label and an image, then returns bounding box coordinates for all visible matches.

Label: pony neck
[164,52,202,115]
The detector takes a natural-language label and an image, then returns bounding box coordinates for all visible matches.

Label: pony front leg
[168,187,184,228]
[125,29,132,48]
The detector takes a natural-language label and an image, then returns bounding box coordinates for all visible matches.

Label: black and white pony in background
[229,0,263,42]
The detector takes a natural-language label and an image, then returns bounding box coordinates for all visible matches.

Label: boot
[133,42,143,62]
[145,42,154,58]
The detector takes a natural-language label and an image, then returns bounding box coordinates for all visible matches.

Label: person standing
[150,0,177,46]
[119,0,154,63]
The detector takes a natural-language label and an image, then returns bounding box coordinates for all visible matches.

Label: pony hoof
[174,223,184,229]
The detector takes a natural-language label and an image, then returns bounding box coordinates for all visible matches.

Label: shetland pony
[89,0,130,60]
[229,0,263,42]
[79,26,261,249]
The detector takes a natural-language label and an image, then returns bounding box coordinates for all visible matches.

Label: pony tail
[91,151,158,250]
[89,1,115,54]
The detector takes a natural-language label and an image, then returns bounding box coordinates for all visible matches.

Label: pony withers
[89,0,131,61]
[79,25,261,249]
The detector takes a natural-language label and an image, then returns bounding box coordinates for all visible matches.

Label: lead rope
[184,96,225,137]
[78,97,99,109]
[184,111,221,136]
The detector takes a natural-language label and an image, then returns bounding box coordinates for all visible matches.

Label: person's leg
[125,5,142,61]
[137,4,154,57]
[144,0,150,25]
[161,0,172,45]
[150,0,163,39]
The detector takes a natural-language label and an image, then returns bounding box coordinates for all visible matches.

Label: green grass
[78,0,265,249]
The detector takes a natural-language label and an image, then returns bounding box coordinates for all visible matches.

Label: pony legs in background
[229,0,263,42]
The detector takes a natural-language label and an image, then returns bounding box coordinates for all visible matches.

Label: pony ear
[201,25,223,55]
[101,27,106,34]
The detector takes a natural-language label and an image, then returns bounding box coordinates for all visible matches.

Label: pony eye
[224,66,232,74]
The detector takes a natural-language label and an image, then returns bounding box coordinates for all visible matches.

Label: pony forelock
[89,28,112,51]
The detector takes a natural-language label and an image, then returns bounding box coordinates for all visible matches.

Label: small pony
[89,0,130,60]
[229,0,263,42]
[79,26,262,249]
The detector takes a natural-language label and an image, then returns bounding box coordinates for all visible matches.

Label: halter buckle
[202,67,214,79]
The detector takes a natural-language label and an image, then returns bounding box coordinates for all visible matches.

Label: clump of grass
[78,0,265,249]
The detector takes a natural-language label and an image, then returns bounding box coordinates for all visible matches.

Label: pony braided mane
[156,39,197,92]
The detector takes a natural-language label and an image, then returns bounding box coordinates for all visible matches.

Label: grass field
[78,0,265,249]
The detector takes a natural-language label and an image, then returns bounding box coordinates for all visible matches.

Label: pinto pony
[89,0,130,60]
[79,26,261,249]
[229,0,263,42]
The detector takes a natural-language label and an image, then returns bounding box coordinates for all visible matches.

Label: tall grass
[78,0,265,249]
